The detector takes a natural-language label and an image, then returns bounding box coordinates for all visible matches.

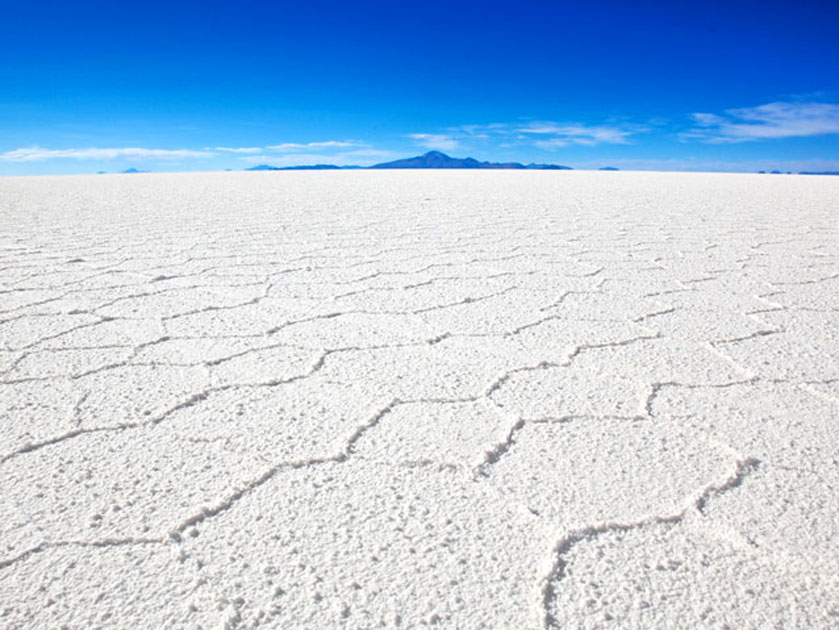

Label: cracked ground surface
[1,170,838,628]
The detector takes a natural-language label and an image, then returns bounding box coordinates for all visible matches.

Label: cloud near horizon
[265,140,361,151]
[435,120,645,152]
[683,101,839,143]
[212,146,262,153]
[408,133,460,151]
[0,140,372,164]
[240,148,398,167]
[0,146,216,162]
[515,122,637,147]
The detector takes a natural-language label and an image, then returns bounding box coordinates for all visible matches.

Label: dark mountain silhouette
[370,151,572,170]
[599,166,620,171]
[246,163,360,171]
[245,151,573,171]
[276,164,341,170]
[799,171,839,175]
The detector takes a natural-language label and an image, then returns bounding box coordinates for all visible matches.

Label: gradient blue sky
[1,0,838,175]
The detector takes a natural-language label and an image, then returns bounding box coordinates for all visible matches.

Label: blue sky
[1,0,837,175]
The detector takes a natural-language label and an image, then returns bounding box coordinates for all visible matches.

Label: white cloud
[339,148,399,160]
[239,148,397,167]
[408,133,460,151]
[0,146,216,162]
[570,157,839,173]
[238,155,278,164]
[454,123,509,135]
[437,120,643,151]
[212,146,262,153]
[517,123,636,146]
[265,140,361,151]
[683,101,839,143]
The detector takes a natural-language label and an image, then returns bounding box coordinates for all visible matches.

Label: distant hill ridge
[370,150,572,170]
[246,151,573,171]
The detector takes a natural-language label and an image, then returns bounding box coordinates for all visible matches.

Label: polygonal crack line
[562,331,663,366]
[268,257,476,289]
[332,271,530,300]
[701,341,759,381]
[268,288,523,334]
[641,378,761,419]
[0,267,115,292]
[1,348,325,460]
[753,292,786,310]
[0,351,29,378]
[0,381,225,465]
[709,328,783,347]
[167,398,402,537]
[0,536,165,571]
[767,270,839,286]
[264,294,570,342]
[2,332,488,462]
[62,270,228,295]
[502,314,569,336]
[0,337,171,384]
[473,418,527,481]
[162,331,457,370]
[742,306,787,330]
[161,295,264,322]
[11,316,117,352]
[0,368,529,556]
[536,291,577,312]
[409,285,520,314]
[162,362,559,536]
[2,348,742,580]
[632,305,677,323]
[0,297,75,322]
[529,413,647,425]
[539,455,761,629]
[642,381,680,417]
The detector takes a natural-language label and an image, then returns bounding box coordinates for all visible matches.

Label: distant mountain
[370,151,572,170]
[524,163,572,170]
[799,171,839,176]
[246,163,352,171]
[599,166,620,171]
[245,151,573,172]
[277,164,342,170]
[121,167,148,173]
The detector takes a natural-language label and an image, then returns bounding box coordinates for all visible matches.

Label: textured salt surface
[0,171,837,628]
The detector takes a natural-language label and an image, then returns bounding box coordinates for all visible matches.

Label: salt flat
[0,170,837,628]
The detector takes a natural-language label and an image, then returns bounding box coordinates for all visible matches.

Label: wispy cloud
[572,156,839,173]
[240,148,398,167]
[432,120,645,152]
[265,140,361,151]
[212,146,262,153]
[0,146,216,162]
[517,123,637,147]
[339,148,399,160]
[408,133,460,151]
[683,101,839,143]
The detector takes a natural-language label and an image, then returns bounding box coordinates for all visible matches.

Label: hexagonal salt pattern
[1,170,837,628]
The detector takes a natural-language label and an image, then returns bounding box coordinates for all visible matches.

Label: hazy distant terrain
[245,150,574,171]
[1,171,837,628]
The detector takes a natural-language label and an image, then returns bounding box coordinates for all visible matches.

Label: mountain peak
[244,152,574,171]
[370,151,572,170]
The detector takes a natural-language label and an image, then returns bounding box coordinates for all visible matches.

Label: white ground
[0,170,837,629]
